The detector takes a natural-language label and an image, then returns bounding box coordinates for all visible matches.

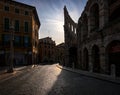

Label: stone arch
[92,45,100,73]
[89,3,99,32]
[83,48,89,70]
[69,47,77,68]
[82,13,88,39]
[108,0,117,6]
[68,23,70,28]
[109,5,120,22]
[106,40,120,77]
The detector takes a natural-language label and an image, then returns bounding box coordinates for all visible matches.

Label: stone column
[99,5,109,29]
[100,46,106,74]
[88,15,91,37]
[81,25,84,41]
[73,27,75,33]
[78,49,82,69]
[111,64,116,78]
[88,49,93,72]
[88,14,94,36]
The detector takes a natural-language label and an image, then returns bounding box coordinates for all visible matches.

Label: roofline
[39,37,51,40]
[2,0,40,27]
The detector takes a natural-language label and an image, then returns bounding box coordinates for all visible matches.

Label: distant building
[64,0,120,77]
[56,43,65,66]
[0,0,40,66]
[38,37,56,63]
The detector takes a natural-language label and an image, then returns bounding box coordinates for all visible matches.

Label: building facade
[56,43,65,66]
[0,0,40,66]
[64,0,120,77]
[38,37,56,63]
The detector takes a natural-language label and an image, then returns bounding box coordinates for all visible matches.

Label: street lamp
[7,20,14,73]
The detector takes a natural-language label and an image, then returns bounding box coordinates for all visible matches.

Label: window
[45,45,47,48]
[45,49,46,55]
[24,36,30,47]
[4,6,9,11]
[24,21,29,32]
[14,36,21,46]
[4,18,9,30]
[25,11,29,15]
[15,20,19,32]
[3,34,10,45]
[15,8,19,14]
[24,36,28,47]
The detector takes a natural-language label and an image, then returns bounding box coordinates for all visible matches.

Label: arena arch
[69,47,77,68]
[92,45,100,73]
[89,3,99,32]
[106,40,120,77]
[109,5,120,22]
[109,0,118,6]
[82,13,88,39]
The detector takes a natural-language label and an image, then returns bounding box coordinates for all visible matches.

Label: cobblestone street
[0,64,120,95]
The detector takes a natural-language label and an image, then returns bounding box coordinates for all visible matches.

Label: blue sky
[16,0,87,44]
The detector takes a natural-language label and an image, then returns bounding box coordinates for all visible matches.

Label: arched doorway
[90,3,99,31]
[92,45,100,73]
[83,48,89,70]
[69,47,77,68]
[106,41,120,77]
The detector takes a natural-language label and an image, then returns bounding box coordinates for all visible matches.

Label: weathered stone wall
[64,6,77,68]
[64,0,120,77]
[77,0,120,77]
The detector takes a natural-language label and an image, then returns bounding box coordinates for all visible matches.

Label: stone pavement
[0,64,120,95]
[56,64,120,84]
[0,65,37,82]
[0,64,37,74]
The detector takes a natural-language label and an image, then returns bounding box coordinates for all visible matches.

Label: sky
[16,0,87,45]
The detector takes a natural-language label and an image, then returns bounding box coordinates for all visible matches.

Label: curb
[0,65,36,75]
[0,70,6,75]
[56,64,120,84]
[0,65,36,83]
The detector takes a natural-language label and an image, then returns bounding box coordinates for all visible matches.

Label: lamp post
[7,21,14,73]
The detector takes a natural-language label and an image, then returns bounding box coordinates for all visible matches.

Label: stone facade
[64,0,120,77]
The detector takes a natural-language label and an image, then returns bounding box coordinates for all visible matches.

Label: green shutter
[4,18,9,30]
[15,20,19,32]
[25,22,28,32]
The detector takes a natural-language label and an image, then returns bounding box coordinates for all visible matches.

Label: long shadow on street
[47,65,120,95]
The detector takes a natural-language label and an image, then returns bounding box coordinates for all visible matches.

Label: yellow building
[0,0,40,66]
